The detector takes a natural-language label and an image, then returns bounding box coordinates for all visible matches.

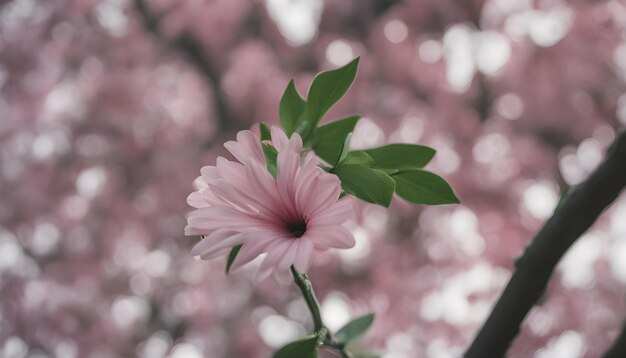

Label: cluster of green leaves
[278,57,459,208]
[273,313,377,358]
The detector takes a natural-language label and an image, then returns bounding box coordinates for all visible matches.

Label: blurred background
[2,0,626,357]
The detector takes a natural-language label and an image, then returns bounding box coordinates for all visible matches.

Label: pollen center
[286,219,307,238]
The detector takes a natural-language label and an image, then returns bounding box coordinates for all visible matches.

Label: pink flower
[185,127,355,279]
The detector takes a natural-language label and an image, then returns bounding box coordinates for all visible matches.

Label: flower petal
[306,226,355,249]
[187,191,209,209]
[293,238,314,272]
[224,130,265,165]
[242,159,288,219]
[301,151,317,167]
[187,207,269,231]
[278,241,300,270]
[270,125,289,152]
[308,199,354,226]
[230,235,287,272]
[200,166,219,186]
[215,157,248,189]
[276,140,302,219]
[303,174,342,216]
[191,229,244,259]
[255,241,290,281]
[192,176,208,190]
[184,225,205,236]
[210,179,259,214]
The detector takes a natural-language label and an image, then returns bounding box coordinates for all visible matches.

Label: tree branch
[465,130,626,358]
[133,0,242,140]
[603,319,626,358]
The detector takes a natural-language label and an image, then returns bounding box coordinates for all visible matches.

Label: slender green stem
[324,342,351,358]
[290,265,352,357]
[290,265,324,332]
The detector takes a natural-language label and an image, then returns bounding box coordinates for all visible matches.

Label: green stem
[290,265,324,332]
[324,341,351,358]
[290,265,353,358]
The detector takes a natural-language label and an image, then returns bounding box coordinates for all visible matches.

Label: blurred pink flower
[185,127,355,279]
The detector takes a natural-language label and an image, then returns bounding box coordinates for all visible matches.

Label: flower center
[286,218,307,238]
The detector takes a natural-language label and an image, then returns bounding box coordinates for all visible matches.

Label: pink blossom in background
[1,0,626,357]
[186,128,354,279]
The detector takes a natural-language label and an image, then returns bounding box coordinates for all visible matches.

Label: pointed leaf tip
[260,122,271,141]
[336,313,375,345]
[393,170,459,205]
[300,58,360,138]
[225,244,242,273]
[279,79,306,136]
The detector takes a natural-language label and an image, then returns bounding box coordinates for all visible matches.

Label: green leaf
[334,164,395,207]
[225,244,242,274]
[337,132,352,166]
[335,313,375,345]
[260,123,278,176]
[342,151,374,166]
[273,334,318,358]
[361,144,436,170]
[279,79,306,136]
[301,58,360,137]
[308,115,360,165]
[393,170,459,205]
[260,122,271,141]
[263,144,278,177]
